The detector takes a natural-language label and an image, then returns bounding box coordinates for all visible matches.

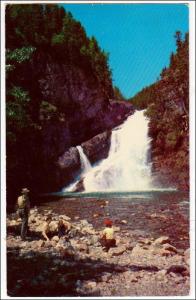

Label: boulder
[162,243,178,253]
[80,220,90,227]
[89,235,99,245]
[51,235,59,243]
[167,265,188,275]
[156,269,167,277]
[130,276,138,283]
[81,131,111,164]
[126,241,137,251]
[28,215,37,223]
[85,281,97,289]
[109,245,126,256]
[81,227,96,235]
[184,248,190,266]
[114,226,120,232]
[160,249,173,257]
[101,272,112,282]
[76,243,89,253]
[121,220,128,224]
[138,238,152,245]
[37,240,45,248]
[153,236,170,245]
[59,215,71,221]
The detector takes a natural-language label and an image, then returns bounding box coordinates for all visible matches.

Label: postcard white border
[1,1,195,299]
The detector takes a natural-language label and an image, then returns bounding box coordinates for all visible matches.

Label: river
[38,190,189,250]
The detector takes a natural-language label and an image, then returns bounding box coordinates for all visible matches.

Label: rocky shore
[7,206,190,297]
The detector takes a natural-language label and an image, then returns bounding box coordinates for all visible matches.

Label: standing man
[17,188,30,240]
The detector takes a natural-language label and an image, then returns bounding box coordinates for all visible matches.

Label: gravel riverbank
[7,195,190,297]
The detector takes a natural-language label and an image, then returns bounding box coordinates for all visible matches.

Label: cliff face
[6,4,135,207]
[148,77,189,191]
[130,33,189,191]
[7,49,134,204]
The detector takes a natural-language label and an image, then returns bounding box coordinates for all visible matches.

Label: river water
[39,190,189,250]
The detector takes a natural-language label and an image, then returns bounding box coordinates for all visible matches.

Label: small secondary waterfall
[82,110,153,191]
[76,146,92,174]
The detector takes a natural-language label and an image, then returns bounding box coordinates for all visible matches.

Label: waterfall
[76,146,91,174]
[83,110,153,191]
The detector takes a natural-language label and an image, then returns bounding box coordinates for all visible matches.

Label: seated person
[58,217,71,238]
[42,215,52,241]
[100,219,116,252]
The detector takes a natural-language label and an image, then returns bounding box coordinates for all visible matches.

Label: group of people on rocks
[16,188,116,252]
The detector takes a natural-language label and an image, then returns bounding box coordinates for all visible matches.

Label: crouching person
[100,219,116,252]
[42,215,53,241]
[58,217,71,239]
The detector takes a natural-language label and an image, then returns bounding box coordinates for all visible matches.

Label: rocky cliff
[130,32,189,191]
[6,4,134,207]
[7,48,134,206]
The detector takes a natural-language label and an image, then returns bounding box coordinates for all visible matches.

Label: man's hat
[104,219,112,226]
[21,188,30,193]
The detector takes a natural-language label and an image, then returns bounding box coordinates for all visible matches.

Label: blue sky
[62,4,189,99]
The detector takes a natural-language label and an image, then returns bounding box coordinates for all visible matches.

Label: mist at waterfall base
[64,110,170,194]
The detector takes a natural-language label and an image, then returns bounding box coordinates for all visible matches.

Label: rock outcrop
[7,48,134,206]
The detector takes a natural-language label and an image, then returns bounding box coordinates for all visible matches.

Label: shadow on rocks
[7,225,42,241]
[7,244,156,297]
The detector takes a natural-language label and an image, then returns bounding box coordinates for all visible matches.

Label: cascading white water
[83,110,153,191]
[76,145,92,174]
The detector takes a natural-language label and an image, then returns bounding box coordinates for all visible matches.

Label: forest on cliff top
[129,32,189,190]
[6,4,113,146]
